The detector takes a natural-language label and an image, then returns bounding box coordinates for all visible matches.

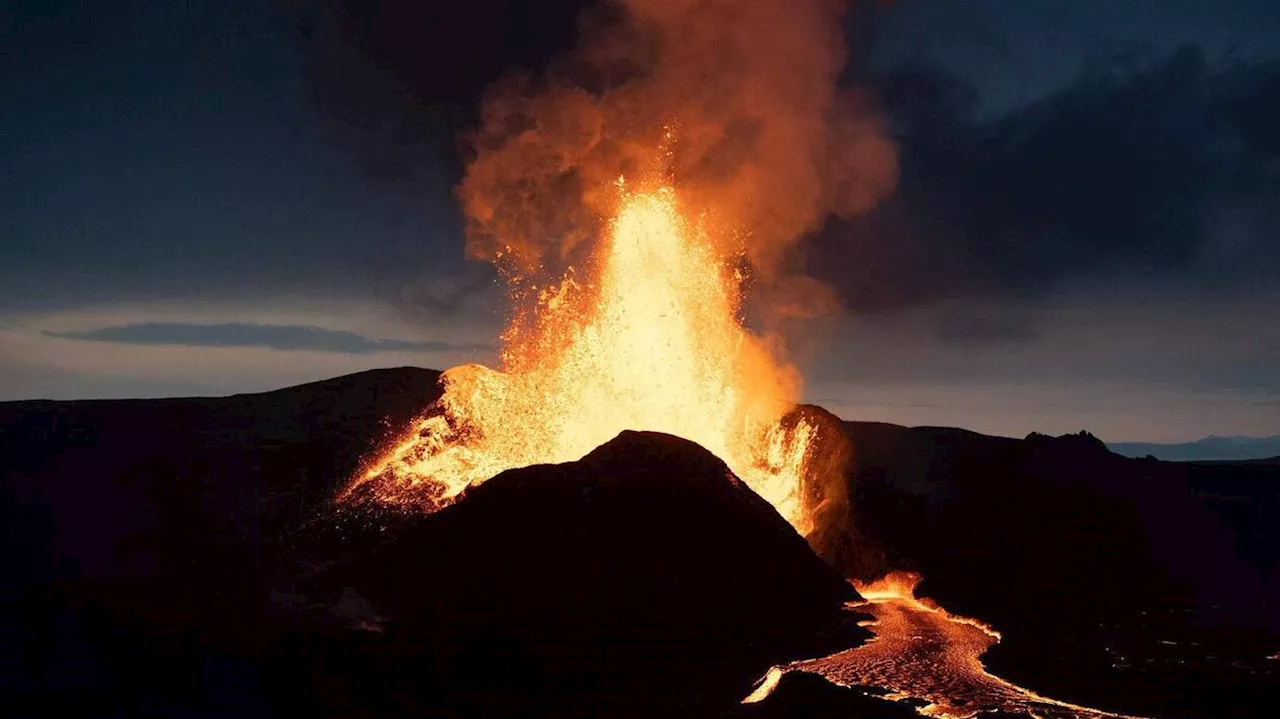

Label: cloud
[935,312,1037,347]
[377,264,503,321]
[0,298,500,400]
[807,48,1280,313]
[47,322,491,355]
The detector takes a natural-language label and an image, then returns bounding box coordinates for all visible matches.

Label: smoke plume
[458,0,898,281]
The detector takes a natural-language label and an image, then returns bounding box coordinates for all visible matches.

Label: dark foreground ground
[2,367,1276,718]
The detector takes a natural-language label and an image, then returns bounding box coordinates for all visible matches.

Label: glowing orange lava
[342,183,825,535]
[745,572,1144,718]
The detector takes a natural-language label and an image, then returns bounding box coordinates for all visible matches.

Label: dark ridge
[1,367,444,717]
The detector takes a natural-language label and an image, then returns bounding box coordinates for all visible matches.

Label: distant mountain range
[1109,435,1280,461]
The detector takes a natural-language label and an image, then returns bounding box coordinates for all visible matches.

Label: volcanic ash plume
[344,0,897,549]
[461,0,897,280]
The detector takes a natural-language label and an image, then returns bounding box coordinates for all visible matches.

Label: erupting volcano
[5,1,1276,718]
[343,181,828,536]
[333,1,1150,716]
[339,174,1141,718]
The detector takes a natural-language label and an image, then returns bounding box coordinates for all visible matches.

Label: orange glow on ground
[342,184,825,535]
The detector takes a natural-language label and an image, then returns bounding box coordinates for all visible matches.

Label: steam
[458,0,898,281]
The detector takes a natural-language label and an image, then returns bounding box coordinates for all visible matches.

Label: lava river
[745,573,1141,718]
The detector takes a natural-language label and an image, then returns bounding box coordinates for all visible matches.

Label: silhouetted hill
[1110,435,1280,461]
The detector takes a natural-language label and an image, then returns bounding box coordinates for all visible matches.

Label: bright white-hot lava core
[342,183,824,536]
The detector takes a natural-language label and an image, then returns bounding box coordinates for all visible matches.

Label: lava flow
[342,183,828,536]
[745,572,1142,719]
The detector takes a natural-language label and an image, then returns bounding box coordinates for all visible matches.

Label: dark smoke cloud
[287,0,594,171]
[282,0,597,321]
[809,48,1280,313]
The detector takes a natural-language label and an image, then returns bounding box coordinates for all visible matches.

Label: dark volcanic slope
[2,369,444,717]
[2,367,442,588]
[299,431,860,717]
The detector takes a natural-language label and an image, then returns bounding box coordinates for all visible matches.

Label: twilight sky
[1,0,1277,442]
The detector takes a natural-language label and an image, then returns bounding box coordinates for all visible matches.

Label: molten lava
[343,184,824,535]
[745,572,1142,718]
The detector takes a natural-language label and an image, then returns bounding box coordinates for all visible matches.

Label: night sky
[2,0,1277,442]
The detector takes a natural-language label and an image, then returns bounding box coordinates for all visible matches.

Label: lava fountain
[341,181,831,537]
[336,0,897,541]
